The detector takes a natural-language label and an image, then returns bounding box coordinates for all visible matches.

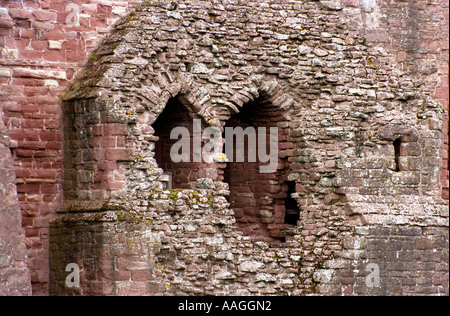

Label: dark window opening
[222,98,294,242]
[223,100,271,240]
[284,181,300,226]
[394,138,401,172]
[153,97,204,189]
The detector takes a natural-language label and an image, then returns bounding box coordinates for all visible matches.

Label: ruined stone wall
[0,0,448,296]
[61,0,447,202]
[49,0,448,296]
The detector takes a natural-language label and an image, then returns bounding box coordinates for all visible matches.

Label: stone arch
[200,76,298,126]
[127,74,301,194]
[127,75,219,191]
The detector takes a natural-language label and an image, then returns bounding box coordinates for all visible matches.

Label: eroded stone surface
[0,110,32,296]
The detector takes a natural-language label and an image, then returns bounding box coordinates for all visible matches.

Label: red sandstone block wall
[0,0,141,295]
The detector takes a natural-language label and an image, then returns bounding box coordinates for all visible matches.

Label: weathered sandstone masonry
[0,108,31,295]
[0,0,449,295]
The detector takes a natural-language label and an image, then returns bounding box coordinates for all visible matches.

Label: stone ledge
[51,211,119,223]
[345,194,449,227]
[56,200,122,213]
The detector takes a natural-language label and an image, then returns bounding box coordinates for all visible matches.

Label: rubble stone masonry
[0,0,449,296]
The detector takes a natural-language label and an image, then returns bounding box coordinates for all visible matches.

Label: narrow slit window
[284,181,300,226]
[394,138,401,172]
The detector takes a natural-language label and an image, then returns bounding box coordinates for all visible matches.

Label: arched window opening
[223,98,295,242]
